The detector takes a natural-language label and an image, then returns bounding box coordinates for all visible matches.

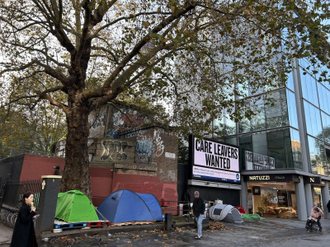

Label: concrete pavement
[0,222,12,245]
[2,217,330,246]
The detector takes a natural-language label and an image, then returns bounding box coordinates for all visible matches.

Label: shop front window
[247,181,297,219]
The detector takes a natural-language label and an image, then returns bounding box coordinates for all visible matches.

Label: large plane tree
[0,0,329,198]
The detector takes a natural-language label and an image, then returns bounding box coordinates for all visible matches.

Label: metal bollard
[164,213,172,230]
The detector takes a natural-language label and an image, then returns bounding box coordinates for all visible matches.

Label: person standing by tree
[10,192,39,247]
[192,191,205,240]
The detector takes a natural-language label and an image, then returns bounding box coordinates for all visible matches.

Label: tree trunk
[60,104,92,200]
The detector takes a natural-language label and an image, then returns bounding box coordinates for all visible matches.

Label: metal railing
[160,200,194,216]
[1,179,42,210]
[9,148,49,157]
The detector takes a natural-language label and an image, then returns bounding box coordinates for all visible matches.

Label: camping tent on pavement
[97,190,163,223]
[55,190,99,222]
[209,204,243,224]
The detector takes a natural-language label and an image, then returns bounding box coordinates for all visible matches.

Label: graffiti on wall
[113,110,144,129]
[100,140,129,161]
[89,106,107,138]
[134,129,165,164]
[87,138,134,162]
[153,129,165,157]
[107,109,145,139]
[118,127,147,139]
[134,139,154,163]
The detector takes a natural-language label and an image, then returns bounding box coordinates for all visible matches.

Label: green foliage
[0,104,67,158]
[0,0,329,194]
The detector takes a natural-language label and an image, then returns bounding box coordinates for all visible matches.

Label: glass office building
[214,58,330,221]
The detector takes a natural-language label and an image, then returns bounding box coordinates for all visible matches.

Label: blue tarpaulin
[97,190,163,223]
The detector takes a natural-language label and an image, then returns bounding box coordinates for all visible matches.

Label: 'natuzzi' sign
[245,174,299,182]
[248,175,270,181]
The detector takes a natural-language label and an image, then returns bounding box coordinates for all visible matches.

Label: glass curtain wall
[215,71,302,171]
[238,89,290,133]
[239,128,302,170]
[300,62,330,177]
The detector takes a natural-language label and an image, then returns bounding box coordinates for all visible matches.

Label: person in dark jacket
[10,192,38,247]
[192,191,205,240]
[327,200,330,213]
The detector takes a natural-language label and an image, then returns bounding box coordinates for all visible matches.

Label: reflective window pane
[304,101,323,138]
[300,69,319,106]
[325,149,330,177]
[239,135,252,151]
[321,112,330,145]
[265,89,289,128]
[318,83,330,115]
[250,98,266,131]
[214,109,236,136]
[286,72,295,92]
[290,128,302,170]
[252,132,267,156]
[239,118,250,134]
[239,135,252,170]
[224,137,237,146]
[287,90,299,129]
[239,128,302,171]
[299,59,310,69]
[239,89,291,133]
[267,129,293,169]
[308,136,326,176]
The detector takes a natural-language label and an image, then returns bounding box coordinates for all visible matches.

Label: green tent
[55,190,99,222]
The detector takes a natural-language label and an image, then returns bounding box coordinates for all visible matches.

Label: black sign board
[245,174,299,182]
[252,186,261,195]
[277,191,288,207]
[304,176,321,184]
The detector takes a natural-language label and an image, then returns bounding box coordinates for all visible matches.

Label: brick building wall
[19,155,65,181]
[89,167,177,207]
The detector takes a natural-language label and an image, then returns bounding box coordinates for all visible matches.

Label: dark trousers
[317,216,322,228]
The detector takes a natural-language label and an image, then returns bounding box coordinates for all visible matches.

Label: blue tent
[97,190,163,223]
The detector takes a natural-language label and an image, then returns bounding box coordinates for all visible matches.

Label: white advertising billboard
[191,137,240,183]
